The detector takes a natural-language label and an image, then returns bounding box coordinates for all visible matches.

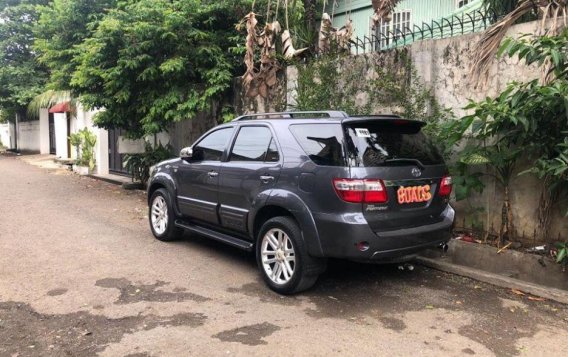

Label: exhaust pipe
[439,243,449,252]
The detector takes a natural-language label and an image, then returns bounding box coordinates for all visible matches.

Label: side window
[193,127,233,161]
[230,126,278,162]
[289,124,346,166]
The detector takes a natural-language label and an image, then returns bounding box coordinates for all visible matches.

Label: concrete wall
[0,123,11,149]
[168,106,218,153]
[0,120,40,152]
[17,121,40,153]
[39,109,49,154]
[410,20,541,118]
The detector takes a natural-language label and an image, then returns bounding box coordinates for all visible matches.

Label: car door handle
[260,175,274,183]
[208,171,219,178]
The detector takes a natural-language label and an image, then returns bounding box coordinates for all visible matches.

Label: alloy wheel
[151,195,168,235]
[261,228,296,284]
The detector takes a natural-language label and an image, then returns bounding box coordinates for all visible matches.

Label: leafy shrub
[123,143,173,185]
[69,128,97,171]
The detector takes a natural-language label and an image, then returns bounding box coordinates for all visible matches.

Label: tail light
[333,178,388,203]
[439,175,452,196]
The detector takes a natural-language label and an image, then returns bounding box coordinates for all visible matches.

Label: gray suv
[147,111,454,294]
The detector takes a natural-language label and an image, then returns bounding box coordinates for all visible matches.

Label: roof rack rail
[232,111,349,121]
[348,114,402,119]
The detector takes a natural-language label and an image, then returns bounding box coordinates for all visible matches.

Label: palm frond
[27,90,76,118]
[471,0,567,87]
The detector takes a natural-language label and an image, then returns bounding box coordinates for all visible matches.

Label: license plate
[397,185,432,204]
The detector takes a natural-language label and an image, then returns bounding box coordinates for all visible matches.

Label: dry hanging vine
[470,0,567,87]
[239,0,312,98]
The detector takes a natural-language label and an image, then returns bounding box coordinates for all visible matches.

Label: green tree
[71,0,249,137]
[0,0,49,122]
[447,29,568,242]
[34,0,117,90]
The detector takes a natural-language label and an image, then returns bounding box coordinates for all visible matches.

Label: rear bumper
[313,205,454,261]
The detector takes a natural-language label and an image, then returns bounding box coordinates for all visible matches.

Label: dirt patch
[95,278,209,304]
[213,322,281,346]
[46,288,68,296]
[0,301,206,356]
[297,261,568,356]
[379,317,406,331]
[462,347,476,355]
[124,353,151,357]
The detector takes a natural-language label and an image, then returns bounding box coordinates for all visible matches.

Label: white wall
[54,113,68,158]
[0,123,11,149]
[17,121,40,152]
[39,109,50,154]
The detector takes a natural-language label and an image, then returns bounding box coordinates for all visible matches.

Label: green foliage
[498,30,568,79]
[294,51,453,123]
[448,30,568,185]
[123,143,173,185]
[70,128,97,170]
[294,54,360,114]
[71,0,249,138]
[446,29,568,241]
[69,131,82,160]
[221,105,236,123]
[556,242,568,265]
[0,0,49,121]
[34,0,117,90]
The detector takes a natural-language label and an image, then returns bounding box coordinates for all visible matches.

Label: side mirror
[180,147,193,160]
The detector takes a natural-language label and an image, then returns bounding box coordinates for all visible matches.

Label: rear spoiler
[342,116,426,127]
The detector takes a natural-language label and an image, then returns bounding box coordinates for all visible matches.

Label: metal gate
[48,113,56,155]
[108,128,129,175]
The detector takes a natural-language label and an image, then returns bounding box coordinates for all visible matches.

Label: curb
[87,174,146,191]
[416,256,568,305]
[87,174,125,186]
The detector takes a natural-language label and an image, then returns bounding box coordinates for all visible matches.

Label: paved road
[1,154,567,357]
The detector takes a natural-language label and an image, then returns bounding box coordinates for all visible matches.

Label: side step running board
[175,220,254,252]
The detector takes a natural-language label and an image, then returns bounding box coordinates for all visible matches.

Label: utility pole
[14,112,19,153]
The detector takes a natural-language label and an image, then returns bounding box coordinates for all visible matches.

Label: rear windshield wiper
[383,158,425,170]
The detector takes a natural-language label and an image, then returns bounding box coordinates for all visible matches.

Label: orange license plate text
[397,185,432,204]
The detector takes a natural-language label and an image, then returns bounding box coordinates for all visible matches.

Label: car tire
[149,188,182,242]
[256,216,326,294]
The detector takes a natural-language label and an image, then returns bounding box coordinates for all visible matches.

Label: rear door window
[289,124,346,166]
[345,121,443,167]
[230,126,279,162]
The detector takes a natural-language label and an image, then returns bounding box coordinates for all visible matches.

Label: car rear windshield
[344,121,443,167]
[289,124,346,166]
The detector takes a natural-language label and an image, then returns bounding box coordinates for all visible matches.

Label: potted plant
[70,128,96,175]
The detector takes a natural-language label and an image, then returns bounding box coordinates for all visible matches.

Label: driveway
[1,154,567,356]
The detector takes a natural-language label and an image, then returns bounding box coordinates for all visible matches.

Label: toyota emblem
[411,167,422,177]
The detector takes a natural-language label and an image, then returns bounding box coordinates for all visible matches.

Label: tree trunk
[303,0,316,31]
[537,175,556,242]
[303,0,317,51]
[499,185,515,244]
